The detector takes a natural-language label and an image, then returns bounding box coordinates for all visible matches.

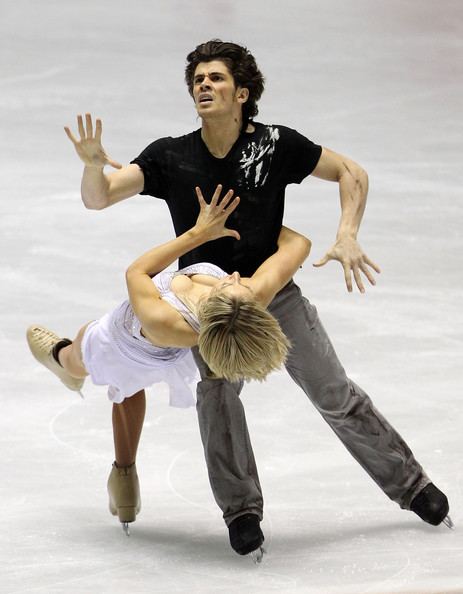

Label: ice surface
[2,1,462,592]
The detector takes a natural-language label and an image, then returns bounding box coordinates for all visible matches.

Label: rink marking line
[48,397,106,461]
[166,450,212,512]
[48,400,81,452]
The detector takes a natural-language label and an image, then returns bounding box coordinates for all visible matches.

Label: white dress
[81,263,227,407]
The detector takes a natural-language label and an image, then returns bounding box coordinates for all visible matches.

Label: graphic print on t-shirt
[238,125,280,189]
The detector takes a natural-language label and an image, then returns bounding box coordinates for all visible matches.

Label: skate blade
[78,390,85,399]
[443,515,454,529]
[122,522,130,537]
[250,546,266,564]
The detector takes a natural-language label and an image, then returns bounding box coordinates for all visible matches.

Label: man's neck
[200,116,243,159]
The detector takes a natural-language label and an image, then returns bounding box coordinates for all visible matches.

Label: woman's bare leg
[108,391,146,527]
[112,390,146,467]
[57,323,89,378]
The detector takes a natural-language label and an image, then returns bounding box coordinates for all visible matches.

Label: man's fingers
[77,114,85,140]
[364,255,381,274]
[343,263,353,292]
[313,241,380,293]
[353,266,365,294]
[95,118,102,142]
[64,126,78,144]
[107,157,123,170]
[85,113,93,139]
[359,262,376,286]
[313,254,330,268]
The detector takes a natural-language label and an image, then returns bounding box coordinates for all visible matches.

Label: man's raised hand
[313,236,381,294]
[64,113,122,170]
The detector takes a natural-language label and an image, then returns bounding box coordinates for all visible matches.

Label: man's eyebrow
[194,71,227,80]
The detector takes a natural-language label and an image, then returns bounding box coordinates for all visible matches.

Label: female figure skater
[26,185,311,535]
[28,184,310,395]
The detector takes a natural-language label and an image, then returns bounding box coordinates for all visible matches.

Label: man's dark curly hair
[185,40,265,125]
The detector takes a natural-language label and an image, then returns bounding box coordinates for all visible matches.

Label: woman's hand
[194,185,241,242]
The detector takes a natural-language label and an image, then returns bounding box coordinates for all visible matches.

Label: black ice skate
[228,513,266,563]
[410,483,454,529]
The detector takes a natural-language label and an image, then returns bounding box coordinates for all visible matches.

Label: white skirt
[81,304,198,408]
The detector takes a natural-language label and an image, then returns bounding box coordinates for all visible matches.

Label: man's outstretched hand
[64,113,122,170]
[313,236,381,293]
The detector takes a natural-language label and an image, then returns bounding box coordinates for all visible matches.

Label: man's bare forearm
[311,149,379,291]
[81,166,111,210]
[336,162,369,240]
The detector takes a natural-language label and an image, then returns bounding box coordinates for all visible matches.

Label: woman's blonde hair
[196,293,290,382]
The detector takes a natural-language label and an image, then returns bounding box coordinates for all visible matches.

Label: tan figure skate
[26,325,84,395]
[107,462,141,536]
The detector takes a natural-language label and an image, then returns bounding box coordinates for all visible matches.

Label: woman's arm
[249,226,312,307]
[126,185,240,340]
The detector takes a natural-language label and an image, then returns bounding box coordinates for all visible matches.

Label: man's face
[192,60,247,119]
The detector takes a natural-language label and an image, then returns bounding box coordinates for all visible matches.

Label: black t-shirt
[131,122,322,276]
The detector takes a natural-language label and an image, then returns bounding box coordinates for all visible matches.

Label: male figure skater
[65,40,451,558]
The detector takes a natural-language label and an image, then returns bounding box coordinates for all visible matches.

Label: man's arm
[64,113,144,210]
[310,147,381,293]
[249,226,312,307]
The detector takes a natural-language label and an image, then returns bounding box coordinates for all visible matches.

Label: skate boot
[26,325,84,395]
[107,462,141,536]
[410,483,454,529]
[229,513,266,563]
